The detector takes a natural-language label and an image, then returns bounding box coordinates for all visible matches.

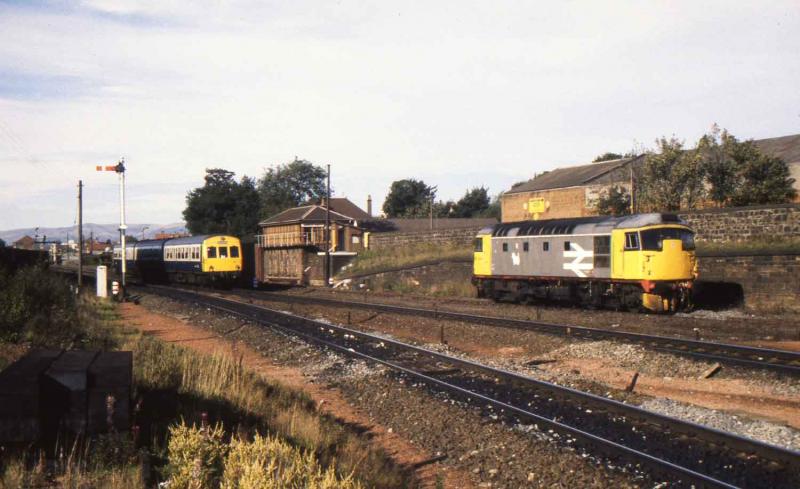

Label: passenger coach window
[230,246,239,258]
[473,238,483,252]
[208,247,217,258]
[624,232,640,250]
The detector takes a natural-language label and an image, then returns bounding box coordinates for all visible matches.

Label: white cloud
[0,0,798,228]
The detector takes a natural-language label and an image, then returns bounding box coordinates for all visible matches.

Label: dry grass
[341,242,471,278]
[133,337,409,487]
[0,285,410,488]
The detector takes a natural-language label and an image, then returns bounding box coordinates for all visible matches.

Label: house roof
[506,156,643,194]
[306,197,371,220]
[753,134,800,163]
[259,205,356,226]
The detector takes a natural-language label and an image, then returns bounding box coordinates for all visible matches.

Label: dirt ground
[118,301,473,488]
[237,292,800,439]
[123,292,648,488]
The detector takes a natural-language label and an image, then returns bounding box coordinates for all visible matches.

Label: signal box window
[502,243,508,252]
[231,246,239,258]
[624,232,640,250]
[208,247,217,258]
[543,241,549,252]
[473,238,483,252]
[523,242,529,252]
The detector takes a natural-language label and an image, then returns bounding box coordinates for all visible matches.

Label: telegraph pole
[77,180,83,288]
[324,164,331,287]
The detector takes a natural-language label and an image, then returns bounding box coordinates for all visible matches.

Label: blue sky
[1,0,799,230]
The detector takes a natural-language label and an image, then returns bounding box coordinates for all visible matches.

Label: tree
[183,168,260,237]
[699,125,796,206]
[595,186,631,216]
[733,152,797,205]
[382,179,436,217]
[258,159,327,219]
[452,187,490,217]
[637,137,705,211]
[593,152,623,162]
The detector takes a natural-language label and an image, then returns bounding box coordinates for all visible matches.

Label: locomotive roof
[489,213,685,237]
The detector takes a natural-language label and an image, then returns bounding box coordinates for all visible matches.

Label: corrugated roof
[506,156,643,194]
[316,198,372,220]
[753,134,800,163]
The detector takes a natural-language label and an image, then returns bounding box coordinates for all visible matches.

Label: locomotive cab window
[230,246,239,258]
[641,228,695,251]
[219,246,228,258]
[208,247,217,258]
[624,232,640,250]
[473,238,483,252]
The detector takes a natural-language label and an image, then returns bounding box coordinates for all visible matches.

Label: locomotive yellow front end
[611,225,697,312]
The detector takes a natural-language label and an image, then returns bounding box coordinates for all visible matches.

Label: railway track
[246,290,800,376]
[143,285,800,489]
[50,265,800,375]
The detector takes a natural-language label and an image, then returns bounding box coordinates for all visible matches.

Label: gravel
[641,398,800,452]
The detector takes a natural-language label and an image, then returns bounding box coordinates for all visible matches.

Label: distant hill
[0,223,188,245]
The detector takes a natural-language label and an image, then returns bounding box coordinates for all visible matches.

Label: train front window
[640,228,695,251]
[230,246,239,258]
[473,238,483,252]
[624,232,639,250]
[208,247,217,258]
[219,246,228,258]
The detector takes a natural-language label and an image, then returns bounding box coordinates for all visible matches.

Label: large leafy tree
[637,137,705,211]
[382,179,436,217]
[595,185,631,216]
[258,159,328,219]
[733,152,797,205]
[452,187,491,217]
[699,126,796,206]
[183,168,260,237]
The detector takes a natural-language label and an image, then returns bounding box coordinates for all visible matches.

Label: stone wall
[696,252,800,312]
[679,203,800,242]
[369,226,482,249]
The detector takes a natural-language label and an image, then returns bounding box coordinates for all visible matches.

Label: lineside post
[77,180,83,289]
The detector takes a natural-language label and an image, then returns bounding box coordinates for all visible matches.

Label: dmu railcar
[472,214,698,312]
[113,234,242,286]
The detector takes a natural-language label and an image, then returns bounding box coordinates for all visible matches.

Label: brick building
[501,156,644,222]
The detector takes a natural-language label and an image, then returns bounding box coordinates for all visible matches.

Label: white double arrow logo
[563,242,594,278]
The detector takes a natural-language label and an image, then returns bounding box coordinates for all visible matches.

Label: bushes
[164,423,361,489]
[0,265,79,344]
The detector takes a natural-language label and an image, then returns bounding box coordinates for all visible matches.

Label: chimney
[367,195,372,217]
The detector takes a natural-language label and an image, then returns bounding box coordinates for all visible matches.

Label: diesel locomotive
[472,213,698,312]
[113,234,242,286]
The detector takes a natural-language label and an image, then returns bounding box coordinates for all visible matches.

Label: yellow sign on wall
[528,198,546,214]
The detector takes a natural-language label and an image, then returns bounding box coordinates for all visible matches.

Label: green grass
[696,236,800,255]
[0,266,412,489]
[341,242,472,278]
